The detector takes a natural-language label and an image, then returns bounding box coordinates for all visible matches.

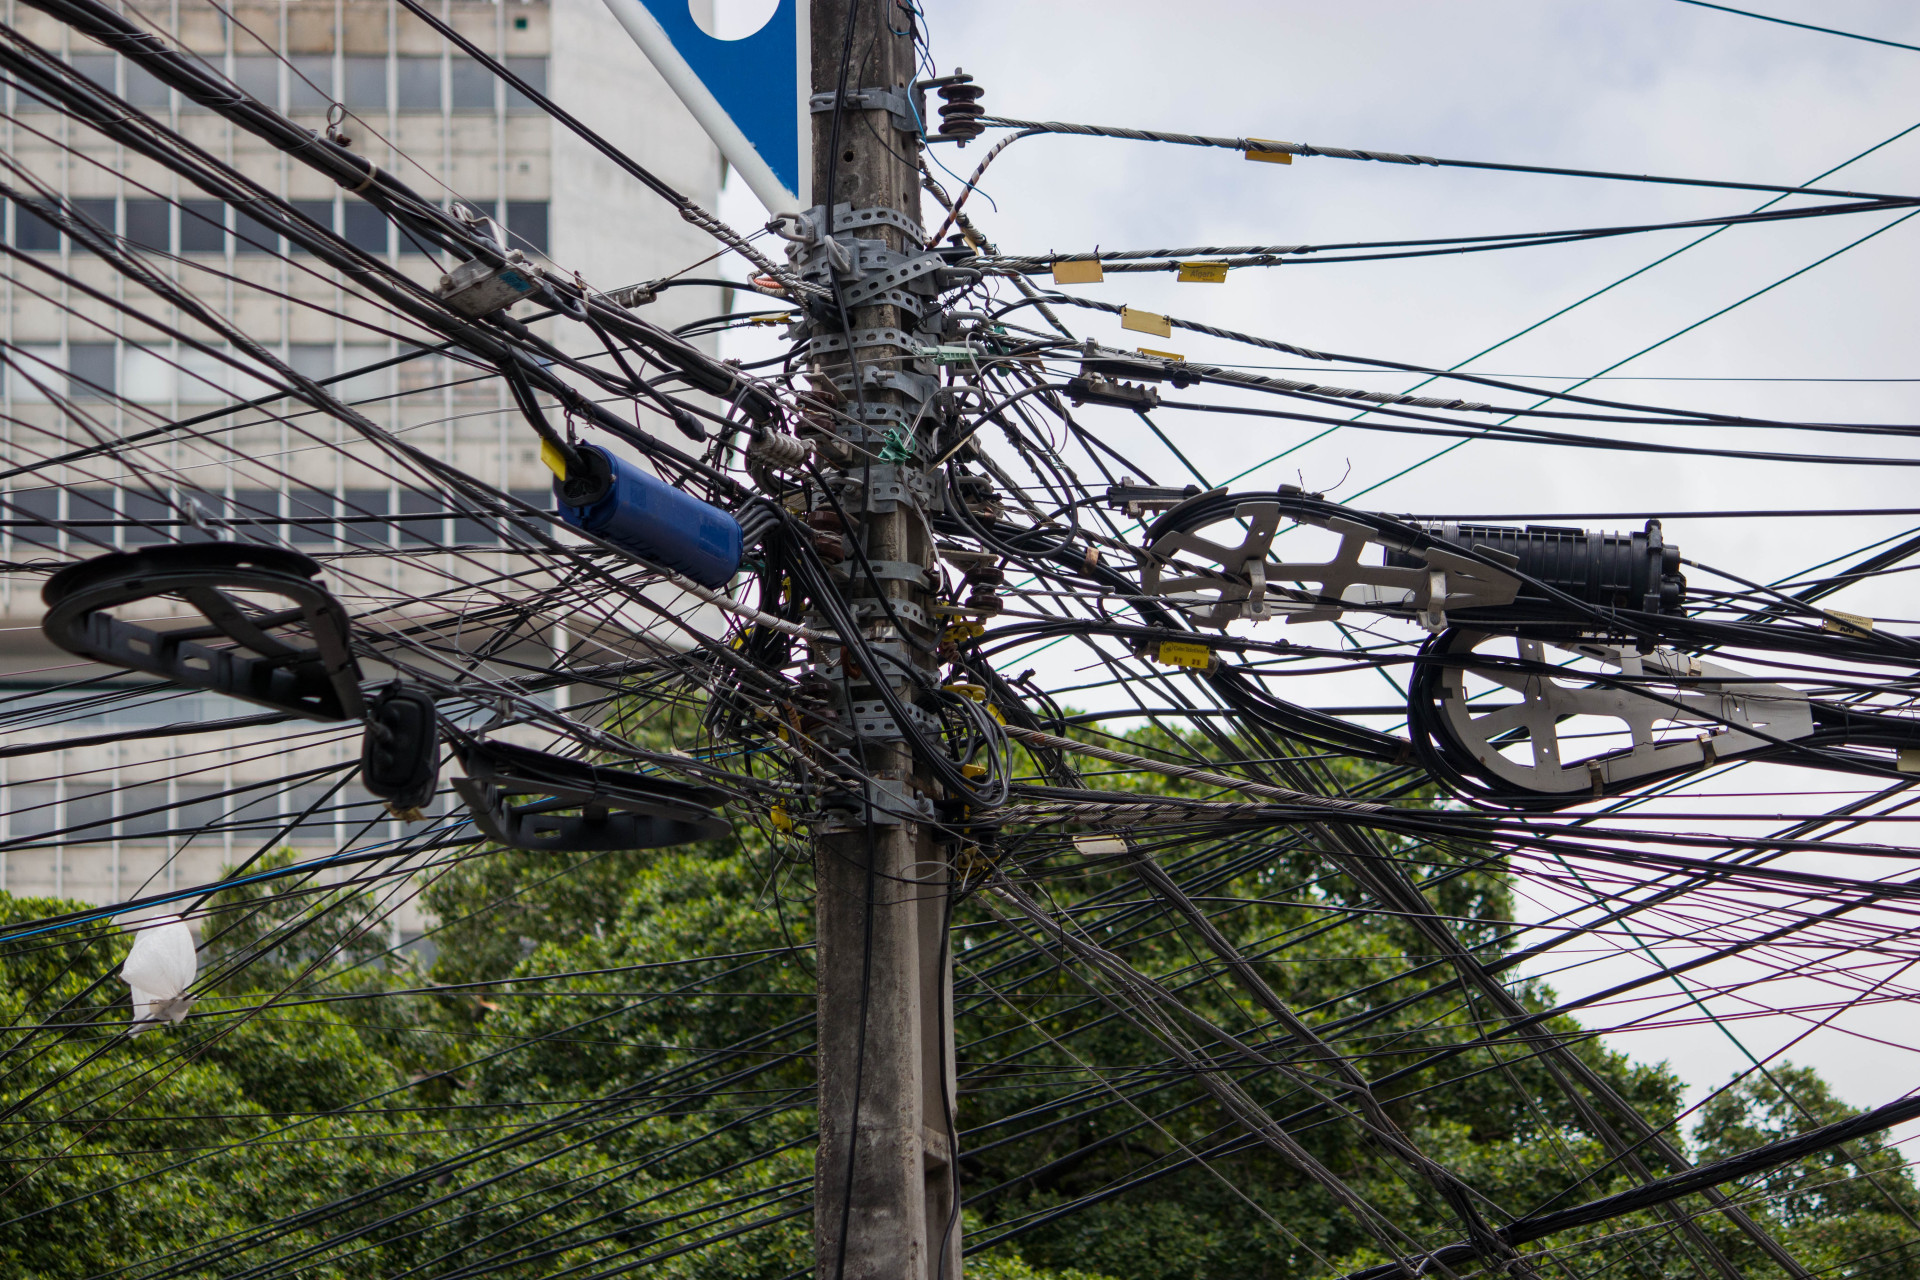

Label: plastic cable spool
[554,443,743,589]
[362,683,439,818]
[1387,519,1684,620]
[1407,627,1813,808]
[40,543,363,720]
[451,738,731,852]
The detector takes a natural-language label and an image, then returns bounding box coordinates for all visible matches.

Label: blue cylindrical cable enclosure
[554,444,742,588]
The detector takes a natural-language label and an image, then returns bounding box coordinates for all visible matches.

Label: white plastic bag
[120,916,197,1033]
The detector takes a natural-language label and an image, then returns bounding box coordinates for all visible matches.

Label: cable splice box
[1389,518,1684,616]
[554,444,742,588]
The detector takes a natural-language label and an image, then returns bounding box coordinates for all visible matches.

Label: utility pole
[802,3,959,1279]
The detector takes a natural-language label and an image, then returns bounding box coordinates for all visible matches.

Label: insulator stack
[938,74,984,143]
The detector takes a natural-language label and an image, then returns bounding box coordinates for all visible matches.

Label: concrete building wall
[0,0,721,930]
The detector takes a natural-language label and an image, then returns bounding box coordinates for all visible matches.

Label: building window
[449,57,494,112]
[231,55,279,107]
[395,56,440,111]
[71,54,115,92]
[14,78,53,112]
[68,344,116,400]
[507,201,547,256]
[343,201,389,255]
[398,488,445,547]
[63,488,171,546]
[289,199,335,252]
[5,345,63,402]
[123,491,171,544]
[125,63,169,110]
[180,199,226,253]
[72,198,116,248]
[342,488,392,549]
[233,208,279,256]
[6,488,60,546]
[504,57,546,109]
[344,56,387,112]
[10,200,62,252]
[287,55,333,111]
[286,489,336,544]
[337,345,395,401]
[177,347,232,403]
[288,345,334,384]
[124,199,170,252]
[122,346,174,402]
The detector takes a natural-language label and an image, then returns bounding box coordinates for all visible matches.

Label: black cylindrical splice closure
[362,683,439,817]
[1388,518,1685,617]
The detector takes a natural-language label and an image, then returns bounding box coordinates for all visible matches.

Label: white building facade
[0,0,722,927]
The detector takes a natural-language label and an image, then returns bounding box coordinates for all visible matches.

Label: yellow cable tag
[960,763,987,780]
[1176,261,1229,284]
[539,437,568,479]
[1245,138,1295,164]
[1137,347,1186,362]
[1156,640,1213,669]
[1121,307,1172,339]
[943,682,987,703]
[1052,258,1104,285]
[1824,609,1874,635]
[942,621,986,644]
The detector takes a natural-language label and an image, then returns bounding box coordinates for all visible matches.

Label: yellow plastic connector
[1176,261,1228,284]
[1155,640,1213,669]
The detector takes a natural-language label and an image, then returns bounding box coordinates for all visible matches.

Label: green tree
[1693,1064,1920,1280]
[0,724,1915,1280]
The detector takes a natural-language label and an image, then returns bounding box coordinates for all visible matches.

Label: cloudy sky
[705,2,1920,1128]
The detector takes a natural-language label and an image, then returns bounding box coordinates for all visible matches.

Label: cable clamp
[809,86,917,136]
[436,250,536,318]
[818,775,936,829]
[849,698,939,740]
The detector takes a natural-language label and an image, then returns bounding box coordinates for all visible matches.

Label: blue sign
[599,0,810,213]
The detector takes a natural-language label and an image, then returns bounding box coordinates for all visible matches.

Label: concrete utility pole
[804,3,959,1279]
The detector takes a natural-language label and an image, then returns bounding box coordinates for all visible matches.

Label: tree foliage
[0,727,1912,1278]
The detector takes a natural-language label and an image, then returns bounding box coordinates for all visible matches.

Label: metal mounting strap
[839,559,930,588]
[830,365,938,406]
[808,326,931,359]
[810,86,918,135]
[841,253,946,305]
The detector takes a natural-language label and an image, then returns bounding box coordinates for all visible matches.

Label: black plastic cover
[451,738,731,852]
[1389,518,1685,617]
[362,683,439,815]
[40,543,363,720]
